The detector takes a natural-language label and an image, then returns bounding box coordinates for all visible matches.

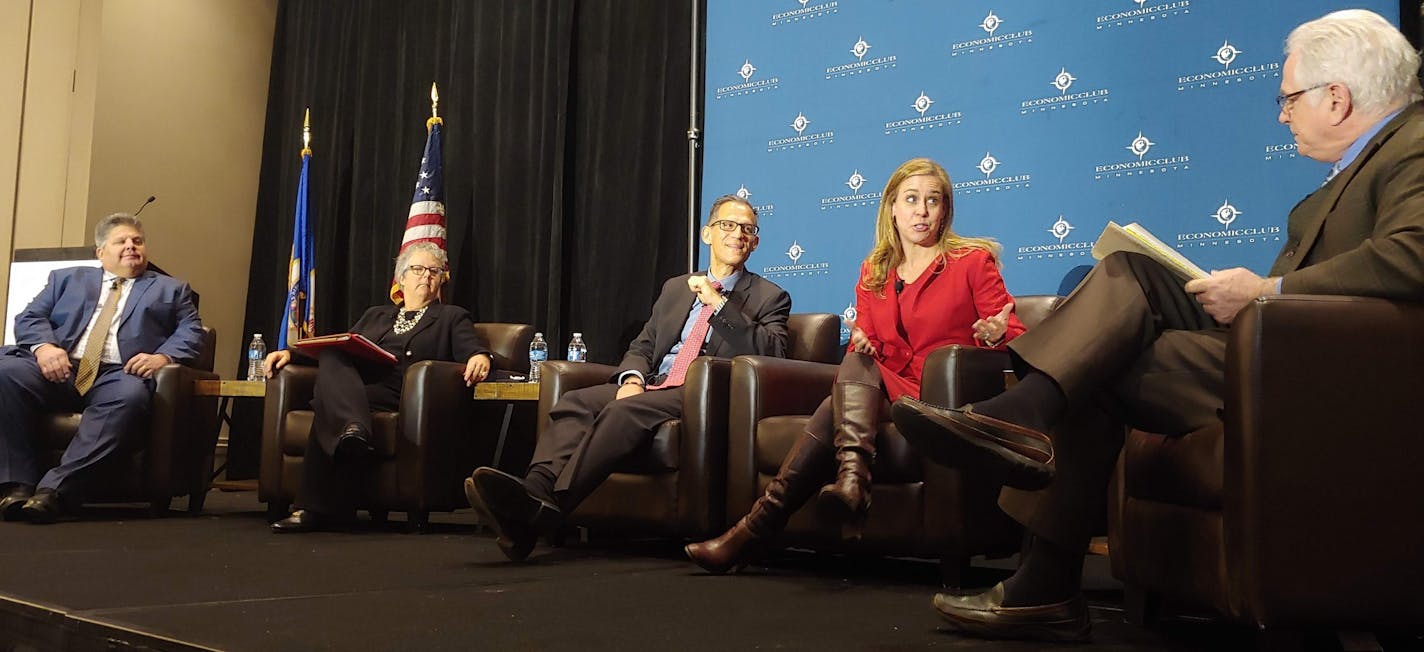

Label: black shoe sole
[465,475,536,562]
[892,400,1054,491]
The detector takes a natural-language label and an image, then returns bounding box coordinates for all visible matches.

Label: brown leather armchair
[259,322,534,529]
[724,297,1062,583]
[35,327,220,515]
[1108,295,1424,631]
[542,313,842,539]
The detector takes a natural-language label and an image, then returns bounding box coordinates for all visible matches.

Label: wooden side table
[474,381,539,469]
[193,379,267,486]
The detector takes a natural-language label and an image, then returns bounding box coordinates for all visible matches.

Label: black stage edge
[1,490,1416,651]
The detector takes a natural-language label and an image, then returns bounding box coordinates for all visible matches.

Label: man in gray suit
[892,9,1424,642]
[0,213,204,523]
[467,195,791,561]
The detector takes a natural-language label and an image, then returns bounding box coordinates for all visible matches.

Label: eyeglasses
[1275,83,1330,112]
[708,219,760,236]
[404,264,445,277]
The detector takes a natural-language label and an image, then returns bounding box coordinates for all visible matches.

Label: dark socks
[1000,535,1085,606]
[969,371,1066,434]
[523,465,558,503]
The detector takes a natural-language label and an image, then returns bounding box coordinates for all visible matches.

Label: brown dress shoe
[932,582,1091,643]
[892,397,1054,490]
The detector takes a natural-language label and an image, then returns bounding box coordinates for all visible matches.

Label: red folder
[291,333,398,365]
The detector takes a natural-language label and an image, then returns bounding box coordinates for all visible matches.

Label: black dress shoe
[1,483,35,522]
[892,398,1055,491]
[932,582,1091,643]
[465,476,536,562]
[21,489,71,525]
[469,467,563,562]
[270,509,350,534]
[335,423,378,460]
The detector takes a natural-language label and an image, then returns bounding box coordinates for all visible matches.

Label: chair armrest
[146,363,220,496]
[724,356,838,526]
[260,365,320,500]
[1222,295,1424,624]
[920,345,1012,409]
[399,360,478,501]
[536,361,619,439]
[678,357,733,533]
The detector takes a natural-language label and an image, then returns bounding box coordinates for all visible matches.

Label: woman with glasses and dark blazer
[263,241,492,533]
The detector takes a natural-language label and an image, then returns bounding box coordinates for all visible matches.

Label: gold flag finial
[427,83,443,131]
[301,108,312,156]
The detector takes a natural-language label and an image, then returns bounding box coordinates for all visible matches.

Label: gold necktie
[74,278,122,396]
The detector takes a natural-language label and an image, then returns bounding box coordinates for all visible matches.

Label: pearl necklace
[393,306,429,334]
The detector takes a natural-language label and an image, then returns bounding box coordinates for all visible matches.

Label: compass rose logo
[845,170,867,192]
[786,241,806,263]
[1051,67,1076,93]
[850,37,872,61]
[977,152,1000,178]
[1213,200,1242,227]
[736,185,752,201]
[842,304,857,324]
[790,112,811,135]
[1212,40,1243,67]
[911,92,936,117]
[980,11,1002,36]
[737,60,757,81]
[1048,216,1075,244]
[1125,131,1156,159]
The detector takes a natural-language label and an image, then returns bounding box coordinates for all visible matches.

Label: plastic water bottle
[246,334,266,382]
[567,332,587,363]
[528,332,548,382]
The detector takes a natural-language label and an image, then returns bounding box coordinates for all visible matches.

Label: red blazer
[854,248,1025,402]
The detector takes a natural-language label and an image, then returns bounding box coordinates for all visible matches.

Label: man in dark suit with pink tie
[0,213,204,523]
[465,194,792,561]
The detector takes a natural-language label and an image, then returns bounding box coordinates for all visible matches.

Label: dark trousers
[296,349,402,515]
[527,382,685,513]
[0,356,150,499]
[999,251,1227,550]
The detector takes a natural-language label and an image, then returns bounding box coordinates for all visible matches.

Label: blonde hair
[860,157,1001,297]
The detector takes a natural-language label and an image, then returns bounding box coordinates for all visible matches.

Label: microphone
[133,195,156,216]
[894,279,904,295]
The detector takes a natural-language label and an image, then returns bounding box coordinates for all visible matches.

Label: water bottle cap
[573,332,583,337]
[252,334,262,338]
[534,332,543,337]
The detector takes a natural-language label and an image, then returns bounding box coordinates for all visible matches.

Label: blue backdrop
[701,0,1401,339]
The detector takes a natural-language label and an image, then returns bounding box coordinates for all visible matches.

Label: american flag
[390,116,446,304]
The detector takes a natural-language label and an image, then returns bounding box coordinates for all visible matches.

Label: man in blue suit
[0,213,204,523]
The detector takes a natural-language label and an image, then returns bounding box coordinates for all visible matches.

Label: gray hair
[94,213,144,248]
[1286,9,1423,115]
[394,241,448,278]
[707,194,758,224]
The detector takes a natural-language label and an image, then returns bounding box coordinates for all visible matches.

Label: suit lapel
[402,304,441,349]
[1286,106,1416,273]
[118,271,157,330]
[705,271,753,356]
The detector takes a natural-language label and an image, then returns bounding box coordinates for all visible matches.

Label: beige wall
[3,0,277,380]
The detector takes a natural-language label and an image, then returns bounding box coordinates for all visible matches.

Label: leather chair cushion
[1123,425,1224,510]
[754,416,921,484]
[38,414,83,449]
[612,421,680,474]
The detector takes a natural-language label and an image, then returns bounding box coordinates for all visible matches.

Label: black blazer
[616,269,791,380]
[349,303,490,373]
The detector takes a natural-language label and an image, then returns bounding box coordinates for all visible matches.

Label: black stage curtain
[241,0,693,368]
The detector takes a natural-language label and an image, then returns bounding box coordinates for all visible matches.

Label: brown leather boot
[817,380,881,527]
[685,434,832,573]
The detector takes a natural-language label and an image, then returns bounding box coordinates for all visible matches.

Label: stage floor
[0,489,1363,651]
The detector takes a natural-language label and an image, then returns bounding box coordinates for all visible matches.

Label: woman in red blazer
[687,157,1025,573]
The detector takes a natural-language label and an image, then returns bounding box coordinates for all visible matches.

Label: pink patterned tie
[648,281,722,390]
